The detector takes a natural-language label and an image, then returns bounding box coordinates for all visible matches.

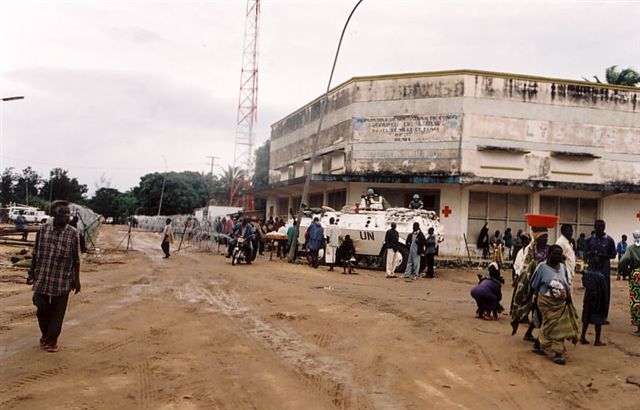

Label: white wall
[601,195,640,244]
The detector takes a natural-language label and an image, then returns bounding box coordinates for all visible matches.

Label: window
[328,190,346,211]
[467,192,528,246]
[291,197,301,216]
[540,196,598,242]
[309,193,323,208]
[277,198,289,219]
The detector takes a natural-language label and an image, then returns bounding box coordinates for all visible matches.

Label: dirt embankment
[1,225,639,410]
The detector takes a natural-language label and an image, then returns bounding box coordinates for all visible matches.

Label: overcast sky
[1,0,639,194]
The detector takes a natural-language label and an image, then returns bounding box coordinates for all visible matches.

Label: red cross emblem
[442,205,452,218]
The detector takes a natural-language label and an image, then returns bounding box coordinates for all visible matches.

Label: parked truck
[8,206,51,224]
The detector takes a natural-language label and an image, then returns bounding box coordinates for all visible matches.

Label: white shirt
[325,224,340,247]
[556,235,576,285]
[513,244,529,278]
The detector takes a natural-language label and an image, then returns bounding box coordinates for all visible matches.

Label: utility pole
[157,156,167,216]
[287,0,364,262]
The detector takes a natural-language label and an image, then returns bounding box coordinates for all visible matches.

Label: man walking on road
[384,223,400,278]
[26,200,81,353]
[161,218,174,258]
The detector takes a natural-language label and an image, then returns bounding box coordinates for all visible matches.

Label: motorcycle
[231,237,253,265]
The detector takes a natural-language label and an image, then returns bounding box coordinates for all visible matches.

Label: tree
[252,139,270,188]
[585,65,640,86]
[114,191,137,221]
[133,171,209,215]
[88,188,122,218]
[14,167,42,205]
[0,167,16,206]
[88,187,138,222]
[39,168,88,204]
[218,166,245,206]
[252,140,270,210]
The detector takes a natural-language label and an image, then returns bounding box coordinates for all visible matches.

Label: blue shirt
[530,262,570,297]
[616,241,628,259]
[232,222,255,239]
[306,222,324,251]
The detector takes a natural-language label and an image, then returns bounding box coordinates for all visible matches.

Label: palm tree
[218,166,245,206]
[584,65,640,86]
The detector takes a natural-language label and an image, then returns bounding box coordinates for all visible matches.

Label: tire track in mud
[176,279,379,410]
[160,375,225,409]
[91,336,135,354]
[0,309,36,327]
[136,330,156,409]
[313,331,333,348]
[506,360,589,410]
[0,366,68,401]
[347,292,523,410]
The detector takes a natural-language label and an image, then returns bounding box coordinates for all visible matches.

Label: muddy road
[1,225,639,409]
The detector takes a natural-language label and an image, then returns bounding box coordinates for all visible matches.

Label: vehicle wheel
[395,245,409,273]
[231,249,239,265]
[41,219,48,224]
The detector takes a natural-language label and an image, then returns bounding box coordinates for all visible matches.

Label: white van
[8,206,51,224]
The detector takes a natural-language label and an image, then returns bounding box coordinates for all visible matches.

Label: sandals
[553,355,566,365]
[39,337,47,349]
[531,346,545,356]
[46,344,60,353]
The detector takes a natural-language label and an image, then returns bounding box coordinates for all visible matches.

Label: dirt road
[1,225,639,409]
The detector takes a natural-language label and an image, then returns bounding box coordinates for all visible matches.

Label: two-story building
[260,69,640,257]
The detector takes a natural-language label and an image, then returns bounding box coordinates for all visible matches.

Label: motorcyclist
[227,217,256,263]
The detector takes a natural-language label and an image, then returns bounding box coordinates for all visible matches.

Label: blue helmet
[367,188,374,195]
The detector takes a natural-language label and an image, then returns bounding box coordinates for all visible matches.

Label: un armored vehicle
[289,197,445,273]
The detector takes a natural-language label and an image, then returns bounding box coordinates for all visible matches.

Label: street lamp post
[287,0,364,262]
[157,156,168,216]
[48,170,59,214]
[1,96,24,102]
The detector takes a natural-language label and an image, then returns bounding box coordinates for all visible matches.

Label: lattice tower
[233,0,260,181]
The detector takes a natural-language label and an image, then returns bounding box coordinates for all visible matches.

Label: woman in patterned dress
[619,230,640,337]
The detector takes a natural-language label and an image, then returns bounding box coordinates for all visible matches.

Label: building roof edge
[271,69,639,130]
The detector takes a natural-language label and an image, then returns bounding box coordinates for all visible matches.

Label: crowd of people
[24,195,640,365]
[471,217,640,366]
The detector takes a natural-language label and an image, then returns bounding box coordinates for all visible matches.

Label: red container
[525,214,559,228]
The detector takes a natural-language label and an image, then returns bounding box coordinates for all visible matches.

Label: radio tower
[232,0,260,210]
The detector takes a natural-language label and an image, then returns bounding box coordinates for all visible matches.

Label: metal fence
[134,214,232,253]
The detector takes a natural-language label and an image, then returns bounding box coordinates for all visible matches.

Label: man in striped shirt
[27,200,81,353]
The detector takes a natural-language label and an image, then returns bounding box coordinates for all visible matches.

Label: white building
[260,69,640,257]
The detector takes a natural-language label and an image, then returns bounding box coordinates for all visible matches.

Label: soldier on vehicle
[408,194,424,210]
